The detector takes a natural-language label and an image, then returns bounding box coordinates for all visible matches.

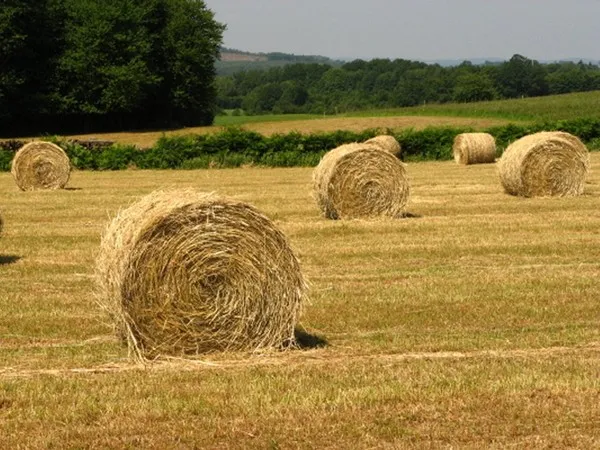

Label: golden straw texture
[497,131,590,197]
[364,135,402,157]
[96,189,307,360]
[11,141,71,191]
[313,143,410,219]
[453,133,496,165]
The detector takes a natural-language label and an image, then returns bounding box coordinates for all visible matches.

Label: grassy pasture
[1,155,600,447]
[352,90,600,122]
[214,91,600,125]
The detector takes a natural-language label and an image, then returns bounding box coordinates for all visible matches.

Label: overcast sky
[204,0,600,62]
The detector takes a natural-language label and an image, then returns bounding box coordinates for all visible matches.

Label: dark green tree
[0,2,28,119]
[275,81,308,113]
[393,68,430,106]
[496,54,548,98]
[156,0,225,126]
[453,71,497,102]
[242,82,283,114]
[55,0,160,117]
[0,0,63,124]
[54,0,223,129]
[1,0,224,133]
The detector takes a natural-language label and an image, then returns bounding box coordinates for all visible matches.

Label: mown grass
[215,91,600,127]
[347,90,600,122]
[1,158,600,447]
[214,113,320,127]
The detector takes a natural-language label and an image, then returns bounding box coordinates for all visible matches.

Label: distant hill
[217,47,343,75]
[217,49,600,75]
[424,58,505,67]
[426,57,600,67]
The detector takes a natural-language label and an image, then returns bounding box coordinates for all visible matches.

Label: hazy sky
[204,0,600,61]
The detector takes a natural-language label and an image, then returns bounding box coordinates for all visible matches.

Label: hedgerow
[1,118,599,171]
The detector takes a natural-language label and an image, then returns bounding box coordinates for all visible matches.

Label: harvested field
[1,154,599,448]
[63,115,513,148]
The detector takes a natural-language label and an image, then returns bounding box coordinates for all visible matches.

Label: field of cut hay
[1,155,600,448]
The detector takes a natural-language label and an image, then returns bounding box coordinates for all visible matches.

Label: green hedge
[2,118,600,171]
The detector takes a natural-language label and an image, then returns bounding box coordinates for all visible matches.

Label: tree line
[216,54,600,115]
[0,0,224,135]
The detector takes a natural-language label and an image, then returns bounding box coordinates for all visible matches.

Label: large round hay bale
[497,131,590,197]
[453,132,496,165]
[313,143,410,219]
[11,141,71,191]
[96,189,307,359]
[364,135,402,157]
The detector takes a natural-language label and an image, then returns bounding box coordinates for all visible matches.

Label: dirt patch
[220,52,268,62]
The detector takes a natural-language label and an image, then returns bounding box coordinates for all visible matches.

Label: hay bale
[313,143,410,219]
[96,189,307,360]
[497,131,590,197]
[364,135,402,157]
[453,132,496,165]
[11,141,70,191]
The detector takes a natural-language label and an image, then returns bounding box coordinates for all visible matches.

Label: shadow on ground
[0,255,21,265]
[293,327,328,349]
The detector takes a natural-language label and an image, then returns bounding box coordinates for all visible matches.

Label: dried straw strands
[364,135,402,157]
[497,131,590,197]
[11,141,71,191]
[313,143,410,219]
[96,189,307,360]
[453,133,496,165]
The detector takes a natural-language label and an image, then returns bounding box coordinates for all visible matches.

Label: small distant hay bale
[453,132,496,165]
[313,143,410,219]
[364,135,402,157]
[497,131,590,197]
[96,189,307,360]
[11,141,71,191]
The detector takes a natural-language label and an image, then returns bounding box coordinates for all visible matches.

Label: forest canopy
[216,54,600,115]
[0,0,224,134]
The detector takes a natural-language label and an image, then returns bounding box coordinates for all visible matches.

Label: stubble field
[1,154,599,448]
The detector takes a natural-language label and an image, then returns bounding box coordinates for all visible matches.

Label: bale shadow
[293,327,328,349]
[0,255,21,265]
[64,187,82,191]
[401,211,422,219]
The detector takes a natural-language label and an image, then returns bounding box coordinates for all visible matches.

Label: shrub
[2,118,599,172]
[0,150,14,171]
[97,144,139,170]
[484,123,532,155]
[62,141,98,170]
[136,135,201,169]
[397,127,471,161]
